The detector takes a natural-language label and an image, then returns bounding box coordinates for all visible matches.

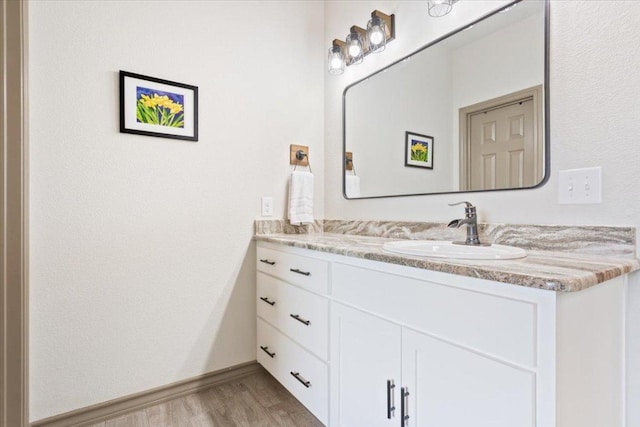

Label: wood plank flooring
[87,370,323,427]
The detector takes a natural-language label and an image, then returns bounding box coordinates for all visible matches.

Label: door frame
[1,0,29,426]
[458,85,543,191]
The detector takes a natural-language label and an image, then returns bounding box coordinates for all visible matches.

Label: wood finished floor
[87,370,323,427]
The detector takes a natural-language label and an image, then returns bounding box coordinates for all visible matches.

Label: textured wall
[28,0,324,420]
[324,1,640,424]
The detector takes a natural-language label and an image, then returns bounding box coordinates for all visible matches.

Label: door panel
[402,328,535,427]
[330,303,402,427]
[470,98,535,190]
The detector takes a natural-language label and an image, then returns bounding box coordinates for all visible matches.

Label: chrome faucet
[447,201,490,246]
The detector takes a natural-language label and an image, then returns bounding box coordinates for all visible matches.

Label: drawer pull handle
[260,346,276,358]
[290,371,311,388]
[290,314,311,326]
[289,268,311,276]
[260,259,276,266]
[259,297,276,306]
[400,387,410,426]
[387,379,396,419]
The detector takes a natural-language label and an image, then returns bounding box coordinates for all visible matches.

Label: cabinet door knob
[290,371,311,388]
[289,268,311,276]
[290,314,311,326]
[259,297,276,306]
[259,259,276,265]
[387,379,396,419]
[260,346,276,358]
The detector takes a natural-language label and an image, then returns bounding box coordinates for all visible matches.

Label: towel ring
[294,150,312,173]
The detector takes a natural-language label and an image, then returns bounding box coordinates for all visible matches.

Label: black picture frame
[404,131,434,169]
[119,70,198,141]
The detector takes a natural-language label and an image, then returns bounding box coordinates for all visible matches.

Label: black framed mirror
[343,0,549,199]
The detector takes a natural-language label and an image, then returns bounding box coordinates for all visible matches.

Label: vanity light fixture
[346,26,366,64]
[367,11,391,52]
[327,9,395,75]
[328,40,346,75]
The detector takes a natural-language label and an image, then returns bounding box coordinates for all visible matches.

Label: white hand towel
[288,171,314,225]
[345,174,361,198]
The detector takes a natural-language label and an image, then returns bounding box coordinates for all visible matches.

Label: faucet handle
[449,201,476,218]
[448,201,474,208]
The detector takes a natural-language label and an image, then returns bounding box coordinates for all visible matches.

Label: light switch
[261,196,274,217]
[558,167,602,204]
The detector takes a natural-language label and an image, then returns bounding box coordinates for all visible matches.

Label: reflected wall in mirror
[343,0,548,199]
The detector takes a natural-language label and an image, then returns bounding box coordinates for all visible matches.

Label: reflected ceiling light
[428,0,454,17]
[327,10,395,75]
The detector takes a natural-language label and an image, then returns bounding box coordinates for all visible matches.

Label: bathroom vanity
[254,222,638,427]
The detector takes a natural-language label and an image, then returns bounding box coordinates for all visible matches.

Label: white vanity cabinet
[330,301,535,427]
[256,241,627,427]
[330,262,542,427]
[256,245,330,424]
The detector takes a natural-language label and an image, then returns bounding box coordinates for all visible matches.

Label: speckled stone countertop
[255,220,640,292]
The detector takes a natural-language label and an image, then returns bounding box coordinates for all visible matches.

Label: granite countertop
[254,220,640,292]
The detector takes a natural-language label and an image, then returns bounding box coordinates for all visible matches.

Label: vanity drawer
[332,263,536,367]
[257,272,329,360]
[257,246,329,295]
[257,318,328,425]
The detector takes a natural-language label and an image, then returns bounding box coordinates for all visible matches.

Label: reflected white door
[469,98,536,190]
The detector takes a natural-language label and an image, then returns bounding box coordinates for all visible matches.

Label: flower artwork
[410,140,429,162]
[120,71,198,141]
[405,131,433,169]
[136,87,185,128]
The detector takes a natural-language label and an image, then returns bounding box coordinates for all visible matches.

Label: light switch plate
[558,167,602,204]
[261,196,274,217]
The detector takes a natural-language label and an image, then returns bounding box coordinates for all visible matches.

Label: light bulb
[328,45,345,75]
[346,29,364,64]
[369,29,384,45]
[348,44,361,58]
[367,15,387,53]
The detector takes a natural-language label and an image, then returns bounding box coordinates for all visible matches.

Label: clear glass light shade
[428,0,453,17]
[346,31,364,64]
[367,16,387,53]
[328,45,345,75]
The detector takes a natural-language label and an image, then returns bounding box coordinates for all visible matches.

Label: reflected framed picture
[405,131,433,169]
[119,70,198,141]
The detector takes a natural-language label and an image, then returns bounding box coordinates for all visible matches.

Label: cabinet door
[402,328,535,427]
[330,303,401,427]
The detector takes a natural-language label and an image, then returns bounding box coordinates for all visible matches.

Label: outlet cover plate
[261,196,274,217]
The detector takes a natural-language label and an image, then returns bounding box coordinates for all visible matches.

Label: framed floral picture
[119,71,198,141]
[405,131,433,169]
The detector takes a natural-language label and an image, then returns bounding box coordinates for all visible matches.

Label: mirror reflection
[344,0,547,199]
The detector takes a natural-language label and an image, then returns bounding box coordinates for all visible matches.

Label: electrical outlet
[261,196,274,217]
[558,167,602,204]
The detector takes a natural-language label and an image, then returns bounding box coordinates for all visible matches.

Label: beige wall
[28,0,324,421]
[324,1,640,425]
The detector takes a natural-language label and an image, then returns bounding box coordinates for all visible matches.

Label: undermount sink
[382,240,527,260]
